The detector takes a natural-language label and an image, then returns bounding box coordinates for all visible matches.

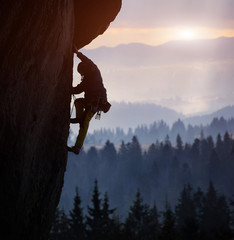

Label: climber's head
[77,62,88,76]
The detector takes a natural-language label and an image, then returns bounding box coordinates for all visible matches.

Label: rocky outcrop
[0,1,121,239]
[74,0,122,49]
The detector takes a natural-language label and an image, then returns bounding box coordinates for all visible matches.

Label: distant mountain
[71,38,234,132]
[86,102,184,132]
[81,37,234,67]
[71,102,234,136]
[183,105,234,126]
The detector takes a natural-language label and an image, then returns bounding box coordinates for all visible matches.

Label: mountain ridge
[184,105,234,125]
[85,36,234,51]
[77,103,234,134]
[86,36,234,51]
[81,37,234,67]
[81,101,184,133]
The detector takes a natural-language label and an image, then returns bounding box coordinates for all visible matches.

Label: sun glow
[177,28,198,40]
[84,27,234,49]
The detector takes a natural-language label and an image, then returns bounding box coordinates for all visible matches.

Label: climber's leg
[67,109,94,155]
[70,98,85,123]
[75,109,95,150]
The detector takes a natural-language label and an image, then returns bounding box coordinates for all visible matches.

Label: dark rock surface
[0,1,121,239]
[74,0,122,49]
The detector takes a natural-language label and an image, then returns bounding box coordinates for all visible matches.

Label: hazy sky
[87,0,234,48]
[80,0,234,115]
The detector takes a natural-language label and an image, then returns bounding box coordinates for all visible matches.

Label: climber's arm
[73,46,93,64]
[76,52,93,66]
[72,81,84,95]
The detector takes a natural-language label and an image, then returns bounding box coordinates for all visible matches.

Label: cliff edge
[0,1,121,239]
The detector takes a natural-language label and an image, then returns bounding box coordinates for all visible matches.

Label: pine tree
[231,142,234,156]
[223,132,232,151]
[129,136,142,160]
[100,140,117,164]
[191,138,200,160]
[201,182,231,239]
[109,215,124,240]
[102,192,117,240]
[147,202,160,240]
[147,143,157,162]
[59,209,70,240]
[230,197,234,237]
[69,187,85,240]
[201,181,218,237]
[155,120,169,140]
[160,135,173,170]
[176,134,183,153]
[215,195,232,240]
[216,133,223,158]
[193,187,204,229]
[127,136,143,183]
[86,179,103,240]
[49,208,70,240]
[207,136,214,153]
[168,156,180,201]
[171,119,186,143]
[175,185,198,240]
[208,149,220,183]
[124,190,151,240]
[159,202,177,240]
[190,138,201,182]
[180,163,191,185]
[186,124,195,143]
[49,208,61,240]
[118,141,128,165]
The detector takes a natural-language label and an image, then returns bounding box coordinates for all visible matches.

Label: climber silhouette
[67,48,111,155]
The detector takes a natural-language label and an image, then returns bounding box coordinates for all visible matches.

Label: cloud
[113,0,234,28]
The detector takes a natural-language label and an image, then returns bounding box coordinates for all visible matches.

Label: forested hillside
[61,132,234,219]
[83,117,234,145]
[52,181,234,240]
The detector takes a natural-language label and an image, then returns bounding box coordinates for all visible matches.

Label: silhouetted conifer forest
[51,180,234,240]
[63,131,234,214]
[85,117,234,145]
[60,117,234,239]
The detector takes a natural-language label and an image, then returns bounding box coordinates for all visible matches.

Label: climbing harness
[70,94,102,120]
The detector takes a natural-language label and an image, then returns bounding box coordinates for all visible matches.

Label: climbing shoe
[70,117,81,124]
[67,146,80,155]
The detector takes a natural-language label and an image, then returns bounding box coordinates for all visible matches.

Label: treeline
[61,132,234,218]
[85,117,234,145]
[51,181,234,240]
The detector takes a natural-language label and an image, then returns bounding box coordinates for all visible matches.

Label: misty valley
[55,116,234,239]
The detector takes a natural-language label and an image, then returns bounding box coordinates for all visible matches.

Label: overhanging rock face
[0,1,121,239]
[74,0,122,49]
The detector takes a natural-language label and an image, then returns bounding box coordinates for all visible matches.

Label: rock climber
[67,48,111,155]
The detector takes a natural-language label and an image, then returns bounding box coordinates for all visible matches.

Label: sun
[177,28,198,40]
